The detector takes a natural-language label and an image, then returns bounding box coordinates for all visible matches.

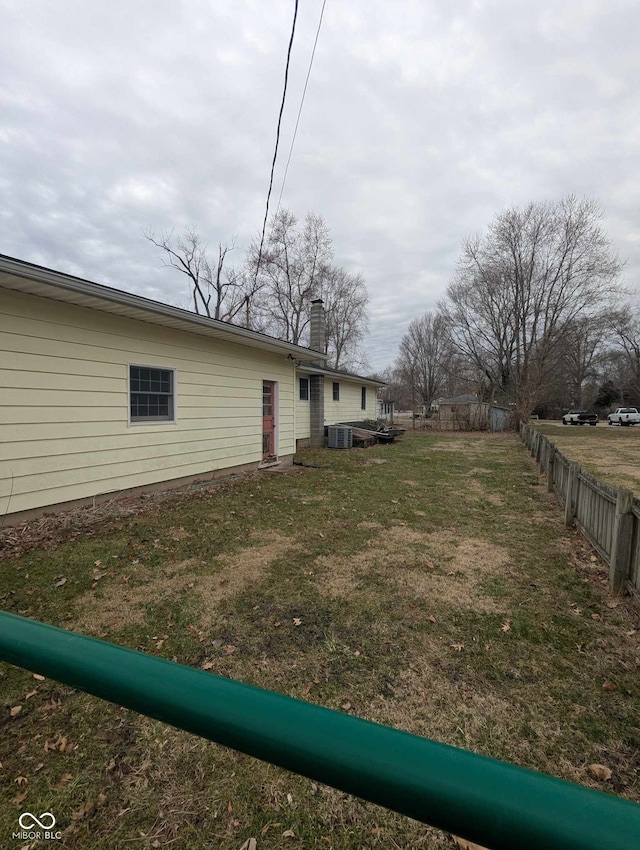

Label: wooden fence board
[521,424,637,593]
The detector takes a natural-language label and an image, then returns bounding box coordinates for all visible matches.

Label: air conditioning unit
[327,425,353,449]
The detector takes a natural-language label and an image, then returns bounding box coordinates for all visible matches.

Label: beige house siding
[0,289,295,515]
[323,377,374,424]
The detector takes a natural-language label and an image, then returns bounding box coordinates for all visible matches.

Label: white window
[299,377,309,401]
[129,365,175,423]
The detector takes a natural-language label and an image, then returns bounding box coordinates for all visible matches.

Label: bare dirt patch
[72,533,299,635]
[314,526,509,612]
[460,476,504,506]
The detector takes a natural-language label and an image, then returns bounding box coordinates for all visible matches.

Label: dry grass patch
[72,533,299,636]
[314,525,510,613]
[370,660,514,744]
[535,424,640,491]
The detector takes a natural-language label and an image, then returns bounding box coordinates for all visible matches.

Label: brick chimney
[309,298,326,361]
[309,298,325,448]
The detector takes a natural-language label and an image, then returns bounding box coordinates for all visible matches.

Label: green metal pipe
[1,611,638,850]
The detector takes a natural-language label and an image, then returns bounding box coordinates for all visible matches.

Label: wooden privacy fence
[520,423,640,596]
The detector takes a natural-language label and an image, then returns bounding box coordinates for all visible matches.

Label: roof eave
[0,254,327,361]
[296,362,385,387]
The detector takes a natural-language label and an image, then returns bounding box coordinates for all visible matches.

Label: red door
[262,381,276,460]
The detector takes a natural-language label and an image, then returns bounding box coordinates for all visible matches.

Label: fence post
[547,448,555,493]
[565,462,579,526]
[610,489,634,594]
[536,434,543,466]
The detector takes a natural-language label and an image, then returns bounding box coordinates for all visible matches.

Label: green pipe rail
[1,612,639,850]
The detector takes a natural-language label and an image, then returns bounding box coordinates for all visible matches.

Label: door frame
[261,379,279,461]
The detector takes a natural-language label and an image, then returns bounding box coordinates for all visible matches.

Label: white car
[607,408,640,426]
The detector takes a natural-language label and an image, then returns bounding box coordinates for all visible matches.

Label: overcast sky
[1,0,639,372]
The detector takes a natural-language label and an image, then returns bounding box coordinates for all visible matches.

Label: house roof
[0,254,328,360]
[296,360,386,388]
[438,394,479,405]
[437,393,510,410]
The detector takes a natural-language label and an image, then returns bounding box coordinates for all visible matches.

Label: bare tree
[556,315,611,407]
[250,208,370,366]
[250,210,332,344]
[607,306,640,404]
[144,227,260,324]
[397,311,450,410]
[442,196,622,421]
[320,267,369,369]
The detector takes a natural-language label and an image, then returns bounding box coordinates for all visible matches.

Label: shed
[435,395,509,431]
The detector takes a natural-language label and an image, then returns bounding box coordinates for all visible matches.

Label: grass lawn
[535,422,640,493]
[1,432,639,849]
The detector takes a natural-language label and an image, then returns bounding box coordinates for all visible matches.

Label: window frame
[361,386,367,411]
[332,381,340,402]
[299,376,309,402]
[128,364,177,426]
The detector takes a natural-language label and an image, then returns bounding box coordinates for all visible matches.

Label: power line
[276,0,328,213]
[254,0,299,283]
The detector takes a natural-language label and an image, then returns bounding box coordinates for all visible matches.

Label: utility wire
[254,0,299,284]
[276,0,328,213]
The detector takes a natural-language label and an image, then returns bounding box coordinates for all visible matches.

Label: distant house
[0,258,381,522]
[434,395,509,431]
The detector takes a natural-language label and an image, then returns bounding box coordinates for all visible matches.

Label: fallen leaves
[32,673,45,681]
[9,705,22,717]
[500,621,511,633]
[11,788,28,806]
[15,776,28,786]
[52,773,74,790]
[44,735,75,754]
[601,680,617,693]
[71,793,107,821]
[588,764,612,781]
[292,618,302,627]
[54,576,67,588]
[451,643,464,652]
